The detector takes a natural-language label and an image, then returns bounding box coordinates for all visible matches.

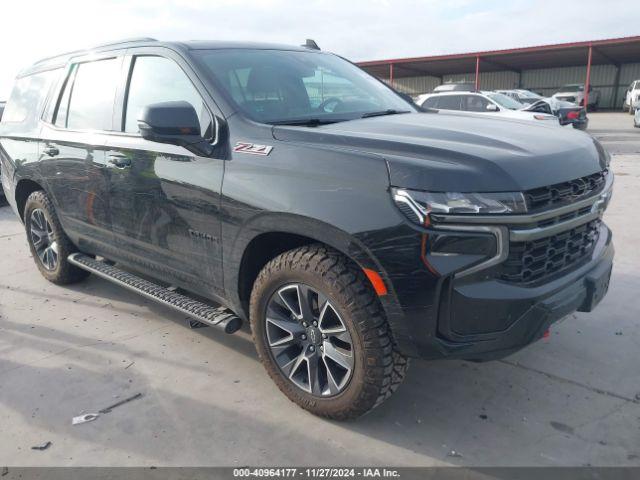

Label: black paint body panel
[0,41,614,360]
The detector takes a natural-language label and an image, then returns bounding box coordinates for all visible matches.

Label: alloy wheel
[29,208,58,271]
[265,283,354,397]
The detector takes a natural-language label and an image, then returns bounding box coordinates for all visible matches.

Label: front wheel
[24,191,89,284]
[250,244,408,420]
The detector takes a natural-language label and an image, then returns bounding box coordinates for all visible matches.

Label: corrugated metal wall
[385,62,640,109]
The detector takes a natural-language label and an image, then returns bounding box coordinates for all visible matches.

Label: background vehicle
[0,39,613,420]
[635,106,640,127]
[553,83,600,110]
[623,80,640,114]
[496,89,543,105]
[432,82,475,93]
[419,91,559,124]
[415,82,476,103]
[498,89,588,130]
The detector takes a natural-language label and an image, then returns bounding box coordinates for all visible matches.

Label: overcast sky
[0,0,635,98]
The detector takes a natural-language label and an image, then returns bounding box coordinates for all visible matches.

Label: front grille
[524,170,607,211]
[501,219,601,283]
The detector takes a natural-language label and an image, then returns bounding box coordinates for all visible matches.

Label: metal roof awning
[358,35,640,79]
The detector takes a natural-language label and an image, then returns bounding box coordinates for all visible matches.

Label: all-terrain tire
[24,190,89,284]
[250,244,409,420]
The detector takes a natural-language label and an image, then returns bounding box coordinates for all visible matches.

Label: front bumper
[431,223,613,361]
[378,173,614,361]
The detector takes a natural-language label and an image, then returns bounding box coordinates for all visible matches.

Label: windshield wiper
[361,109,411,118]
[270,118,343,127]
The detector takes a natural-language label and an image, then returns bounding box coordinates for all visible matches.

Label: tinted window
[421,96,438,108]
[194,49,412,124]
[462,95,490,112]
[435,95,462,110]
[124,56,212,136]
[54,65,77,128]
[63,58,121,131]
[3,70,58,125]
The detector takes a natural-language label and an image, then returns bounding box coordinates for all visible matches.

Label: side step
[67,253,242,334]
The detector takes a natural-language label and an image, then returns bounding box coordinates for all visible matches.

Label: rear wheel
[250,244,408,420]
[24,191,89,284]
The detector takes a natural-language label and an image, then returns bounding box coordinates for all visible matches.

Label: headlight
[393,188,527,225]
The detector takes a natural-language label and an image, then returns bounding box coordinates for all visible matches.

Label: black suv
[0,38,614,419]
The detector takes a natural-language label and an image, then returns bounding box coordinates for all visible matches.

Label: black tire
[250,244,409,420]
[24,190,89,284]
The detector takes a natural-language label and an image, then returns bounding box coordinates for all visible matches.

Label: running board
[67,253,242,334]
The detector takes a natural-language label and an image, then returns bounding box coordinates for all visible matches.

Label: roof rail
[33,37,158,66]
[91,37,158,49]
[33,49,87,66]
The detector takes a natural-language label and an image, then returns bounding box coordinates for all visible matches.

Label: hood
[272,111,607,192]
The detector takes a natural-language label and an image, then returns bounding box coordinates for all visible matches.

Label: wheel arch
[229,214,396,323]
[15,178,46,221]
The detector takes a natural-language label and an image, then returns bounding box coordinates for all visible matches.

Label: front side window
[463,95,490,112]
[124,56,212,136]
[57,58,121,131]
[193,49,413,124]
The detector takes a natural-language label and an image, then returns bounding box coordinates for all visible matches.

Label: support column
[584,45,593,111]
[474,56,480,90]
[612,63,621,109]
[389,63,394,88]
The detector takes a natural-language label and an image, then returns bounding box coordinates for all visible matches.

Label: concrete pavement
[0,113,638,467]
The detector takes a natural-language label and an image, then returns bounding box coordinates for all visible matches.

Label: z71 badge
[233,142,273,156]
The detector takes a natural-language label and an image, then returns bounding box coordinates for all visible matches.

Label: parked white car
[623,80,640,114]
[552,84,600,109]
[417,91,560,125]
[634,105,640,128]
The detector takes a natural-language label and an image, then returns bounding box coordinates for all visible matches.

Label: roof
[22,38,318,76]
[358,35,640,79]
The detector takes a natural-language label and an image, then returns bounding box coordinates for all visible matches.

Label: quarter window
[421,97,438,109]
[3,70,58,125]
[124,56,212,137]
[61,58,121,131]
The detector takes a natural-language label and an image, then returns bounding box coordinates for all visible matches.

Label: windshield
[518,90,542,99]
[193,49,414,124]
[486,93,525,110]
[560,84,584,92]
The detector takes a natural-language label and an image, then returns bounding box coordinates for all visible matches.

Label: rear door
[39,55,124,250]
[0,69,59,213]
[104,48,225,297]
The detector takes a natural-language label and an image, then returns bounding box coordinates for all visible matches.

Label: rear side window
[56,58,121,131]
[3,70,58,125]
[124,56,212,136]
[436,95,462,110]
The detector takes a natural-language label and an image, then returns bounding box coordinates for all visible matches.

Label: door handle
[107,154,131,169]
[43,146,59,157]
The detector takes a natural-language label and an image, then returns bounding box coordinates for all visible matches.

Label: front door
[105,53,225,297]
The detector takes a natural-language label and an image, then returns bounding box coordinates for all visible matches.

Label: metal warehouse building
[358,36,640,109]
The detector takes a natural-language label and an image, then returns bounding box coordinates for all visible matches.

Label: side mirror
[486,103,499,111]
[137,101,213,156]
